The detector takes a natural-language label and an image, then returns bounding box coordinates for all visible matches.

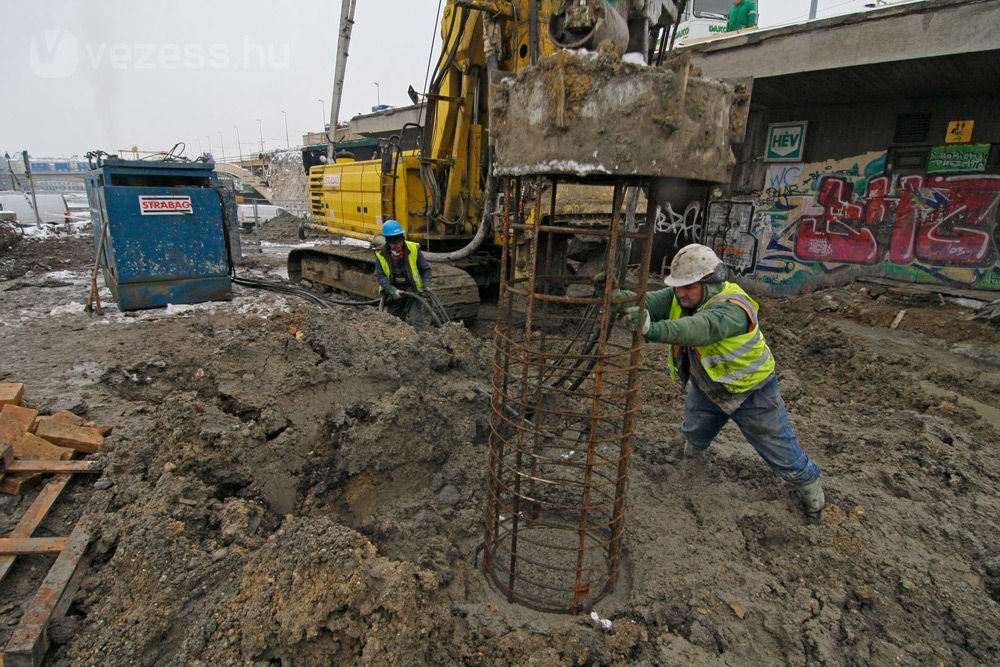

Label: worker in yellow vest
[618,243,824,519]
[375,220,433,329]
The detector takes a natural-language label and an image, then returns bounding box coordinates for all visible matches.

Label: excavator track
[287,245,480,322]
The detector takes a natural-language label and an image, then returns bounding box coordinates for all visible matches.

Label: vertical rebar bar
[483,175,654,613]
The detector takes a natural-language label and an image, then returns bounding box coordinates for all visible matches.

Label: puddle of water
[67,361,106,387]
[920,381,1000,430]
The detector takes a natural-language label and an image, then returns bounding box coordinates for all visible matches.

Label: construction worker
[617,243,825,519]
[374,219,432,329]
[725,0,758,32]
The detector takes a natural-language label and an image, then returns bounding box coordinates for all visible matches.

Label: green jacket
[726,0,758,31]
[643,282,748,347]
[628,281,775,395]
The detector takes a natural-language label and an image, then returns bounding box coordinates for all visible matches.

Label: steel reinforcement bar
[483,175,655,613]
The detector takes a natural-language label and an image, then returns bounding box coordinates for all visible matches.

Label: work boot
[682,440,709,476]
[683,441,707,460]
[800,479,826,520]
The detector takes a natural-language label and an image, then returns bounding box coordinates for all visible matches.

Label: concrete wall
[705,90,1000,294]
[702,150,1000,294]
[735,94,1000,189]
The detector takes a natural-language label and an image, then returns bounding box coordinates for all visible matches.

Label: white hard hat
[663,244,724,287]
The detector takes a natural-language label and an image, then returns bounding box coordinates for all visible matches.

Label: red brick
[34,411,87,431]
[12,432,74,461]
[33,420,104,454]
[0,405,38,444]
[0,473,38,494]
[0,383,24,406]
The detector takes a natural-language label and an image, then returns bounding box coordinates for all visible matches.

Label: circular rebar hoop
[483,176,655,614]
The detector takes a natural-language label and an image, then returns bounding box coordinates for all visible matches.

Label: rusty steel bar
[483,176,517,580]
[607,188,657,589]
[483,175,653,613]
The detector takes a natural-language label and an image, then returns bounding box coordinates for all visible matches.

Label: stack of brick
[0,383,109,494]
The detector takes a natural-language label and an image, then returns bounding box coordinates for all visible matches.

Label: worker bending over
[618,243,825,519]
[374,220,432,330]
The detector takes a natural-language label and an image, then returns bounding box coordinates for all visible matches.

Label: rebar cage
[483,176,655,613]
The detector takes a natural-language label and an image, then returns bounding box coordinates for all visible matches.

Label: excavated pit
[1,218,999,665]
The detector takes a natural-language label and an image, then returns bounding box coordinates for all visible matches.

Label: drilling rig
[292,0,751,613]
[289,0,747,321]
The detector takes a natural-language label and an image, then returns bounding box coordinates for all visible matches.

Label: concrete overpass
[683,0,1000,107]
[672,0,1000,296]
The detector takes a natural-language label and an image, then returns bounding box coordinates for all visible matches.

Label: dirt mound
[0,234,94,280]
[0,234,998,665]
[260,210,305,243]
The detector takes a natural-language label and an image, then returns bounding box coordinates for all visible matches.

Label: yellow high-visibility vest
[375,240,423,291]
[666,282,775,393]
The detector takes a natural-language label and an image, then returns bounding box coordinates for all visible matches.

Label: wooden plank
[0,538,68,556]
[856,276,1000,301]
[0,475,71,585]
[5,461,99,474]
[3,522,92,667]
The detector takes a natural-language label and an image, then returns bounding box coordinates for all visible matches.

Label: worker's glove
[610,290,637,317]
[420,283,431,294]
[387,286,402,301]
[624,307,651,336]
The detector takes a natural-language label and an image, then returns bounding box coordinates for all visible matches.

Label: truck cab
[675,0,757,45]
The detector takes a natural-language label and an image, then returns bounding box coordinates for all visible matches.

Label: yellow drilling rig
[287,1,709,321]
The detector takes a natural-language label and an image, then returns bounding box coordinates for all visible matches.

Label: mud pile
[255,210,305,243]
[0,235,998,665]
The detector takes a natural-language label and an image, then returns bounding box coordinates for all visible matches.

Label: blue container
[85,159,240,310]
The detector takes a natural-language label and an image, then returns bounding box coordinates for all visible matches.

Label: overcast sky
[2,0,905,159]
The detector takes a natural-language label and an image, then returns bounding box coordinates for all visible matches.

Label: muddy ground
[1,221,998,666]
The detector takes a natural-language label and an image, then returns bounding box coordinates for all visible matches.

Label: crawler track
[287,245,480,322]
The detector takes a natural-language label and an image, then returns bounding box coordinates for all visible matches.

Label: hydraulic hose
[214,186,378,310]
[391,289,450,327]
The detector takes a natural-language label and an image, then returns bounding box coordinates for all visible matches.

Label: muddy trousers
[680,375,821,485]
[385,293,426,331]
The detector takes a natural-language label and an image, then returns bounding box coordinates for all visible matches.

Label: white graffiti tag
[654,202,702,244]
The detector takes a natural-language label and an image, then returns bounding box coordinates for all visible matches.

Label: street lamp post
[257,118,265,155]
[206,136,213,158]
[282,110,290,148]
[374,81,381,107]
[218,132,226,162]
[235,126,244,163]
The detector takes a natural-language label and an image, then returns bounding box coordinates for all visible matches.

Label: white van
[237,203,288,230]
[0,192,71,225]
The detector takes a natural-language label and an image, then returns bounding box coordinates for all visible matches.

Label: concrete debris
[490,48,750,181]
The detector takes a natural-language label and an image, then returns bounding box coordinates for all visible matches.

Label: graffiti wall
[702,151,1000,293]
